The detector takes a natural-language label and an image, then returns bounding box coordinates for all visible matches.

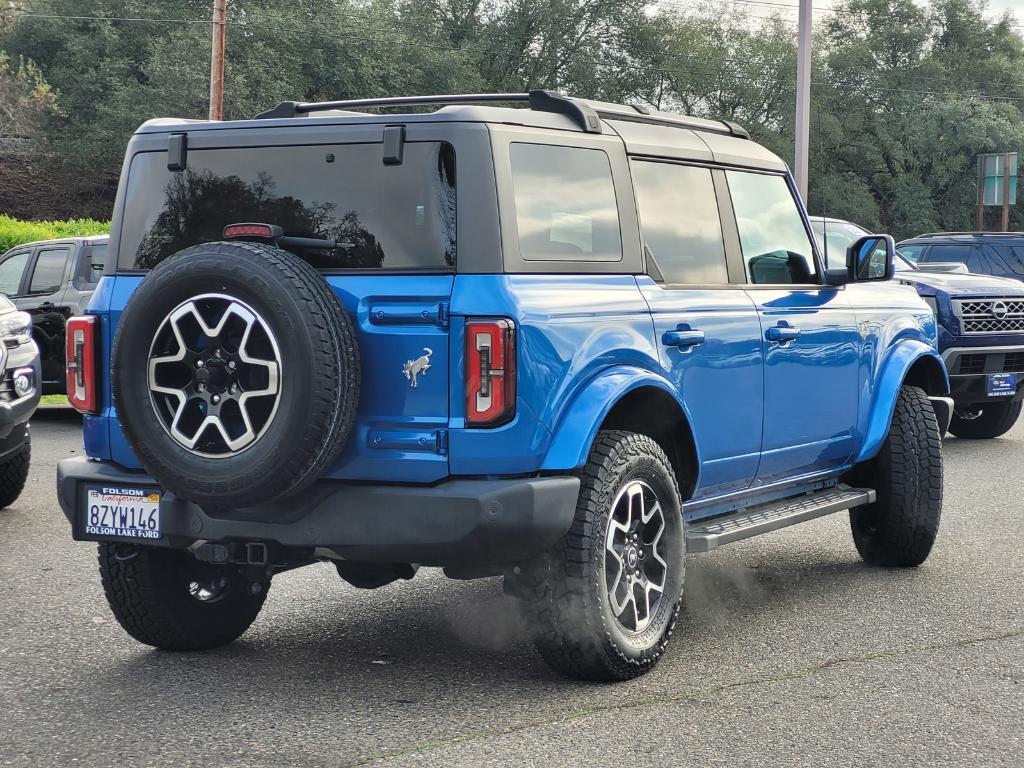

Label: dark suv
[58,92,948,681]
[898,232,1024,282]
[0,236,107,394]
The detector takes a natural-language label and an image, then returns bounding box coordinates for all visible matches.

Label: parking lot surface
[2,409,1022,767]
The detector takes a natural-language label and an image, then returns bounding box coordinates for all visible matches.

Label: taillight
[66,316,99,414]
[223,222,282,240]
[465,318,516,427]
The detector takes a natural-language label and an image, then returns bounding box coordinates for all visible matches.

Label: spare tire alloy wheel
[112,241,360,509]
[148,294,282,457]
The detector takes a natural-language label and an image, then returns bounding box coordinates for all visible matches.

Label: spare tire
[112,241,359,509]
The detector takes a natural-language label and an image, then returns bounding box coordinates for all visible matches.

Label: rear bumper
[57,457,579,567]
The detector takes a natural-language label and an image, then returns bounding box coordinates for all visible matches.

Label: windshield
[809,219,869,269]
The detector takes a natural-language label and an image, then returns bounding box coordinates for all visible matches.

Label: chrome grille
[954,299,1024,334]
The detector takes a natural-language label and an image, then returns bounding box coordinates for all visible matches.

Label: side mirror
[847,234,895,282]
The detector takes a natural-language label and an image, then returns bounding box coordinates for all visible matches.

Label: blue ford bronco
[57,92,950,681]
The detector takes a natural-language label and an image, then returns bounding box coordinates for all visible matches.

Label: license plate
[987,373,1017,397]
[82,486,161,540]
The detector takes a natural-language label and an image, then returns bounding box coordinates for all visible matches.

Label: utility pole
[209,0,227,121]
[794,0,812,201]
[1002,151,1012,232]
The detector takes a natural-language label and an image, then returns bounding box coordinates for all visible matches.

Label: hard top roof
[133,91,787,173]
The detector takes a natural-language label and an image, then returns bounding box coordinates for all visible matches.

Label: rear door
[21,243,73,389]
[723,170,861,483]
[113,122,486,482]
[631,160,764,498]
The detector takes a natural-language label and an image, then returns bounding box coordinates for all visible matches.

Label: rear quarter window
[117,142,456,271]
[509,143,622,262]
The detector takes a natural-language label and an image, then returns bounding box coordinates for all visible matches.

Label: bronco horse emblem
[402,348,433,388]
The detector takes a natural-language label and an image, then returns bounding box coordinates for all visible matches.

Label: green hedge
[0,215,110,253]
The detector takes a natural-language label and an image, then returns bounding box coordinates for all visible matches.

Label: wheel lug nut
[196,360,204,368]
[228,361,236,370]
[212,395,220,404]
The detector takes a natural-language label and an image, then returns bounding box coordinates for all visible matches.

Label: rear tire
[521,430,685,681]
[98,544,269,651]
[0,433,30,509]
[850,386,942,567]
[947,400,1022,439]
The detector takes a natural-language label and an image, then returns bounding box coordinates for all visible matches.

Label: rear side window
[510,143,621,262]
[726,171,818,284]
[630,161,727,284]
[118,142,456,271]
[29,247,70,294]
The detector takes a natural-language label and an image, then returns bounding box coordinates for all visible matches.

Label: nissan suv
[57,92,949,681]
[814,218,1024,438]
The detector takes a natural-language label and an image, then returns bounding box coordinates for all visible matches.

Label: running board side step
[686,485,876,553]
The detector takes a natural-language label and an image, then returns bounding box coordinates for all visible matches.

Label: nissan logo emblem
[991,302,1009,319]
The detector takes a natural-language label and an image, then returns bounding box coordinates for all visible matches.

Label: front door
[630,160,764,498]
[723,169,860,483]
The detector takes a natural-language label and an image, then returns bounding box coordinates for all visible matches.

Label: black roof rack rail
[252,90,747,139]
[914,231,1024,238]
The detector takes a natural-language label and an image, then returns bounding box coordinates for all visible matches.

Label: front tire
[0,432,30,509]
[98,544,269,651]
[850,386,942,567]
[948,400,1022,439]
[522,430,685,681]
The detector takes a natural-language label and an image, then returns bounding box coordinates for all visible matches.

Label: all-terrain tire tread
[112,241,360,507]
[0,433,29,509]
[851,385,943,567]
[522,430,683,681]
[98,543,267,651]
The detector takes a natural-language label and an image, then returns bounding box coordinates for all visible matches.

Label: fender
[856,339,950,463]
[540,366,698,472]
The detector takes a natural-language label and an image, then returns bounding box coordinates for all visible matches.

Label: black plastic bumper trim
[58,457,580,567]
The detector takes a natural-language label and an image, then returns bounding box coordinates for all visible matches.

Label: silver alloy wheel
[147,294,282,458]
[604,480,669,633]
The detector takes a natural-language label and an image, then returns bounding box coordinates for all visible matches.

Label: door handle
[765,323,801,343]
[662,329,705,348]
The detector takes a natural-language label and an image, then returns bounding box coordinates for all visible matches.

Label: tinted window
[921,243,971,263]
[991,245,1024,275]
[0,251,29,295]
[29,248,70,294]
[631,161,727,284]
[118,143,456,270]
[809,219,870,270]
[726,172,817,284]
[510,143,621,262]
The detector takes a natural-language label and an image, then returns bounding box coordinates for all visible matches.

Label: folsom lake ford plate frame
[80,485,162,541]
[987,373,1017,398]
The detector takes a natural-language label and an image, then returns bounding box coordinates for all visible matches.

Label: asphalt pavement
[1,408,1021,767]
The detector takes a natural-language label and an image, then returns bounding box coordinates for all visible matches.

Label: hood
[897,270,1024,296]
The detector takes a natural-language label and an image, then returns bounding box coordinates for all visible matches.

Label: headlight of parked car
[922,296,938,318]
[0,311,33,347]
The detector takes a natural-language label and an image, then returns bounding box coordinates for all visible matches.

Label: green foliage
[0,215,110,252]
[3,0,1024,237]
